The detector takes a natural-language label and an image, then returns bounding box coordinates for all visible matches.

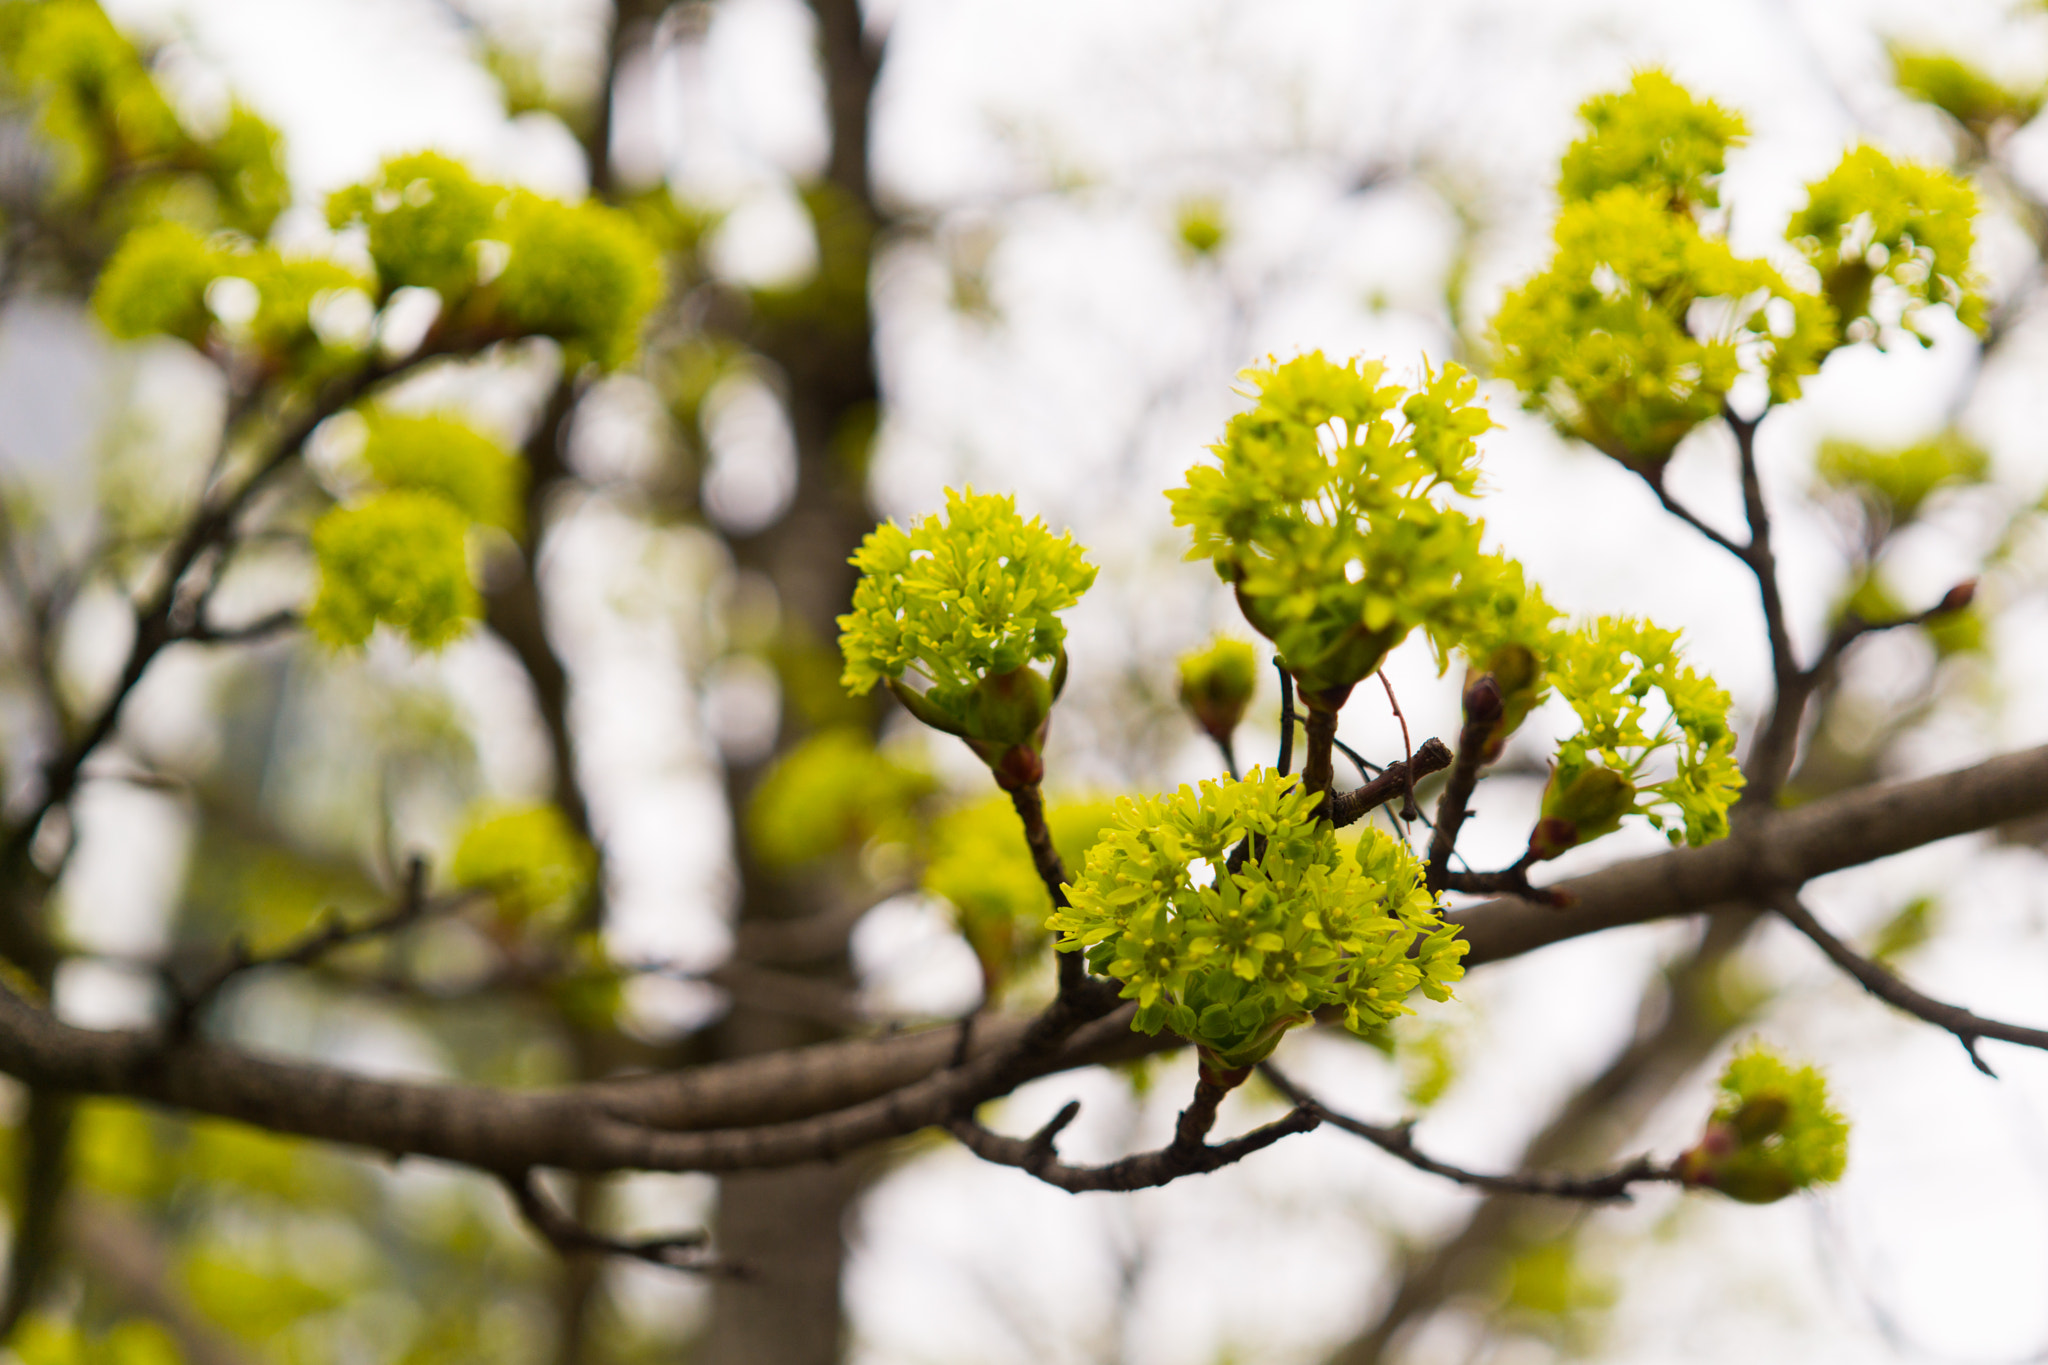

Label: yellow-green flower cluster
[1532,618,1742,859]
[745,727,936,869]
[838,489,1096,776]
[1677,1041,1848,1203]
[306,409,522,652]
[1053,769,1467,1069]
[92,223,373,375]
[306,492,476,651]
[1891,47,2044,146]
[1557,70,1748,212]
[1493,187,1832,470]
[1,0,288,238]
[449,803,596,931]
[924,795,1114,994]
[1168,353,1512,697]
[327,154,663,369]
[1788,146,1983,345]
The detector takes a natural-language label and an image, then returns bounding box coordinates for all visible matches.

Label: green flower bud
[1676,1041,1848,1204]
[1177,637,1260,745]
[1530,764,1635,861]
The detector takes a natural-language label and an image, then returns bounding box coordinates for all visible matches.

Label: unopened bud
[1177,638,1260,745]
[1463,673,1504,728]
[1935,580,1977,615]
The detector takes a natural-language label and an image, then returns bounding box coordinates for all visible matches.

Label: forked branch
[1770,887,2048,1077]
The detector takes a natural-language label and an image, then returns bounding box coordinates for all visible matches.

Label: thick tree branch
[0,749,2044,1181]
[1770,888,2048,1076]
[1450,741,2048,966]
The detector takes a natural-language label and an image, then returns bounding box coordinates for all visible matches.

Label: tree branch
[1010,782,1082,994]
[946,1080,1320,1194]
[1260,1064,1676,1201]
[500,1170,732,1275]
[1425,676,1501,890]
[1327,738,1452,828]
[0,749,2042,1181]
[1770,888,2048,1076]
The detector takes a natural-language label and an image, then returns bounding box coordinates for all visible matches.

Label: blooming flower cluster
[1167,353,1511,698]
[838,488,1096,783]
[1051,769,1466,1069]
[1532,619,1744,859]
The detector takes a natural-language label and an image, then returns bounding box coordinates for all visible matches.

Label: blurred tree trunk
[696,2,886,1360]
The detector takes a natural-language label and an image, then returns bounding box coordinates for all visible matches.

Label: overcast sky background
[8,0,2048,1360]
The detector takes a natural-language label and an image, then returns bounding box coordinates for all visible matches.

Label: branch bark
[0,746,2040,1184]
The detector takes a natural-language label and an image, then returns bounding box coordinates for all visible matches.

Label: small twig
[1327,738,1453,828]
[183,608,300,645]
[947,1075,1320,1193]
[1436,851,1569,907]
[500,1171,734,1275]
[1726,409,1796,699]
[1011,783,1083,995]
[1770,888,2048,1078]
[1260,1063,1677,1201]
[1426,674,1501,892]
[164,856,440,1036]
[1283,710,1381,781]
[1637,466,1749,562]
[1375,670,1419,820]
[1274,660,1295,777]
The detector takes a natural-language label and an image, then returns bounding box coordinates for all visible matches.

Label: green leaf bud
[1169,353,1509,695]
[1531,764,1635,860]
[307,490,479,651]
[493,191,665,369]
[449,802,596,931]
[327,152,504,301]
[92,222,223,344]
[1177,636,1261,745]
[745,727,936,869]
[925,795,1115,995]
[838,488,1097,783]
[1815,431,1989,538]
[1532,617,1743,858]
[359,412,526,534]
[1456,555,1563,762]
[1890,47,2045,145]
[1676,1041,1848,1203]
[1053,768,1467,1069]
[1494,186,1832,470]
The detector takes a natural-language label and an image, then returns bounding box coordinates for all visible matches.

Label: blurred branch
[500,1170,733,1275]
[63,1192,263,1365]
[162,856,444,1035]
[1323,909,1760,1364]
[0,1091,71,1344]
